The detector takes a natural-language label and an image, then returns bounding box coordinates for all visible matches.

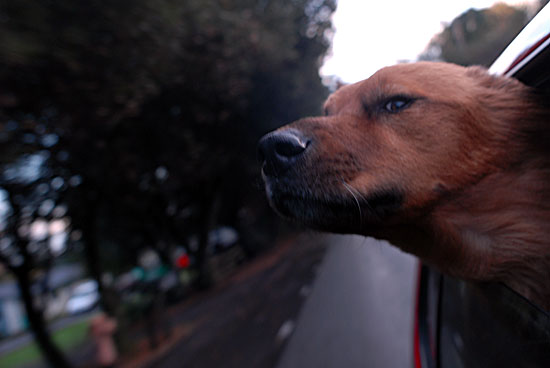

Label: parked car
[414,5,550,368]
[65,279,99,315]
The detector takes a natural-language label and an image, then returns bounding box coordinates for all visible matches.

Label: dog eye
[383,97,413,113]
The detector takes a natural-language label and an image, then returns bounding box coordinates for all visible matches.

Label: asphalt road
[276,234,417,368]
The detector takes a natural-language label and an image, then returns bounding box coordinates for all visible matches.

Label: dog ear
[466,65,526,92]
[465,65,550,158]
[335,80,347,90]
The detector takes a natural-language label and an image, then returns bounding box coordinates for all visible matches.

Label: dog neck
[426,164,550,310]
[369,161,550,310]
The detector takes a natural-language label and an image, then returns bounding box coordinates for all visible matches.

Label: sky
[320,0,533,83]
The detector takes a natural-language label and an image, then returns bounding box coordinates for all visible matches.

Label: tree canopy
[420,2,533,66]
[0,0,335,269]
[0,0,336,365]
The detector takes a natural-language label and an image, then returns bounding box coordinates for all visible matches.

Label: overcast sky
[320,0,533,83]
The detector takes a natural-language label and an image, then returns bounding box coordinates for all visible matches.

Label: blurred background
[0,1,547,367]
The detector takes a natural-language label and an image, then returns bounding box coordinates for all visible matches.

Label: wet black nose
[258,130,309,177]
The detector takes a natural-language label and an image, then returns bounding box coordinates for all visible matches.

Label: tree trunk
[79,187,115,315]
[15,266,72,368]
[195,183,222,289]
[1,187,72,367]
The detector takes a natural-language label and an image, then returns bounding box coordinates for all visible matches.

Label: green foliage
[420,3,529,66]
[0,3,336,362]
[0,319,89,367]
[0,0,335,277]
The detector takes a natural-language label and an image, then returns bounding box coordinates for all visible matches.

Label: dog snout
[258,129,310,177]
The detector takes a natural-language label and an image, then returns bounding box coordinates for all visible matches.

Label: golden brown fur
[259,62,550,309]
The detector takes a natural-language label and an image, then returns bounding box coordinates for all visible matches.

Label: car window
[439,276,550,368]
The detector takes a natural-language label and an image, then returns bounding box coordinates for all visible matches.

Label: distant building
[0,283,26,336]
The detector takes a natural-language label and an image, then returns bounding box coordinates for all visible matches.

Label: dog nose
[258,130,309,177]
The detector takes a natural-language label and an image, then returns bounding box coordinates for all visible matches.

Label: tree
[0,111,72,367]
[420,3,530,66]
[0,0,335,364]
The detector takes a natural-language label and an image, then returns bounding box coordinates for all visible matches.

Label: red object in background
[176,254,190,268]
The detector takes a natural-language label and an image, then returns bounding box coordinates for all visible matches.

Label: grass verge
[0,318,90,367]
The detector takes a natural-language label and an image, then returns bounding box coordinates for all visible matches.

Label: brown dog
[258,62,550,310]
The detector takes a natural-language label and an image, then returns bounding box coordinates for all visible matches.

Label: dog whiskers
[342,180,363,230]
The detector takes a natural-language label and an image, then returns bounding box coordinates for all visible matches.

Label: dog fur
[259,62,550,310]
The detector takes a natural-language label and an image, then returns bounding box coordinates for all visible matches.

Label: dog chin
[267,190,387,234]
[272,197,359,232]
[265,182,404,234]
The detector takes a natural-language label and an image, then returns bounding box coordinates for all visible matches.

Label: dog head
[258,62,531,234]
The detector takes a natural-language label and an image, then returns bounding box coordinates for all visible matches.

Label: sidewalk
[129,232,329,368]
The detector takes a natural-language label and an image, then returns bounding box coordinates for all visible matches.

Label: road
[277,234,417,368]
[143,233,417,368]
